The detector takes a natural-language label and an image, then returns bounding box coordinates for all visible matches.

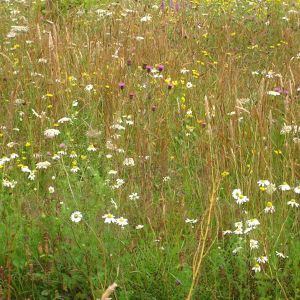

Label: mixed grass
[0,0,300,299]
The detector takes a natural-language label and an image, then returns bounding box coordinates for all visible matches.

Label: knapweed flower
[145,65,153,72]
[70,211,83,223]
[44,128,60,139]
[118,82,125,89]
[157,64,164,72]
[102,213,116,224]
[116,217,128,227]
[287,199,299,208]
[264,202,275,214]
[252,263,261,273]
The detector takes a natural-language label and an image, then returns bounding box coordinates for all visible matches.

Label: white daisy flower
[287,199,299,208]
[278,183,291,191]
[116,217,128,227]
[102,213,116,224]
[252,263,261,273]
[70,211,83,223]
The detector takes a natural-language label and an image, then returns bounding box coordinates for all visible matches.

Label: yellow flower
[221,171,229,177]
[25,142,31,147]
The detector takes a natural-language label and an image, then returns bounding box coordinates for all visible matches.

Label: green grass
[0,0,300,299]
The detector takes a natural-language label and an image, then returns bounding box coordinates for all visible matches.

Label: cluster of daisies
[223,178,299,273]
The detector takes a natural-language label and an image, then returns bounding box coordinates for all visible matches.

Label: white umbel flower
[44,128,60,139]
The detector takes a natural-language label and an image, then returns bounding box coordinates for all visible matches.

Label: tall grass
[0,0,300,299]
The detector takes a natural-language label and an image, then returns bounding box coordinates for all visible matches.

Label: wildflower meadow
[0,0,300,299]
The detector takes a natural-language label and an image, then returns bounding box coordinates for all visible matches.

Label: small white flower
[36,161,51,169]
[44,129,60,139]
[116,217,128,227]
[232,246,243,254]
[102,213,116,224]
[252,263,261,273]
[266,183,276,195]
[129,193,140,201]
[140,15,152,22]
[123,158,135,166]
[250,239,259,249]
[85,84,94,92]
[236,194,249,205]
[185,218,198,224]
[136,224,144,230]
[294,186,300,194]
[87,144,97,152]
[287,199,299,208]
[186,82,193,89]
[278,183,291,191]
[276,251,288,259]
[223,230,232,236]
[257,256,268,264]
[264,202,275,214]
[257,180,270,187]
[48,186,55,193]
[267,91,281,96]
[232,189,242,200]
[70,211,83,223]
[71,166,80,173]
[58,117,71,123]
[246,218,260,228]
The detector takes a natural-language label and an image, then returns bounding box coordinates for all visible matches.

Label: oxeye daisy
[264,202,275,214]
[278,183,291,191]
[70,211,83,223]
[116,217,128,228]
[102,213,116,224]
[252,263,261,273]
[287,199,299,208]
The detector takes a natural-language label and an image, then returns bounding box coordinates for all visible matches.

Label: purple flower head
[160,0,165,11]
[168,83,174,90]
[146,65,153,73]
[175,0,180,12]
[274,87,289,95]
[118,82,125,89]
[59,143,66,149]
[129,92,135,99]
[157,64,164,72]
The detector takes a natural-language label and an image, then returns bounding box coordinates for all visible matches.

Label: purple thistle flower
[146,65,153,73]
[118,82,125,89]
[157,64,164,72]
